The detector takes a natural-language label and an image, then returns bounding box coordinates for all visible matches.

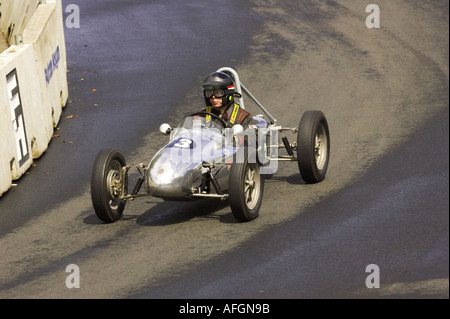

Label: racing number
[174,138,193,149]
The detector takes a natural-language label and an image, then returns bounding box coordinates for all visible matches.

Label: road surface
[0,0,448,300]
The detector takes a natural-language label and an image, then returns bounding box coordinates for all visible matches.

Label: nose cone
[145,147,201,199]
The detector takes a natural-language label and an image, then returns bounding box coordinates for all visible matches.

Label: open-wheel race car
[91,67,330,223]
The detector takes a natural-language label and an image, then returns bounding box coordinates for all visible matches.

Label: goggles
[204,89,226,98]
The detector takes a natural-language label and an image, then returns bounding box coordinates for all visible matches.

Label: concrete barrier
[0,0,40,46]
[0,0,68,197]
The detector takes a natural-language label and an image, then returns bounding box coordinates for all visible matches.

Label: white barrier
[0,0,40,46]
[0,0,68,197]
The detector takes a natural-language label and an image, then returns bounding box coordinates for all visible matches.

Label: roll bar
[217,67,277,124]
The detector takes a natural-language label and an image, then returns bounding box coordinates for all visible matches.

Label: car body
[91,67,330,223]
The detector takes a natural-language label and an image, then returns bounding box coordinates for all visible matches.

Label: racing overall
[205,103,254,128]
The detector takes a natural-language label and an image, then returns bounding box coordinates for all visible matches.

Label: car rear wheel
[91,149,127,223]
[228,153,264,222]
[297,110,330,183]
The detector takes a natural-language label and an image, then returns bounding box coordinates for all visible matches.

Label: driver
[201,71,254,128]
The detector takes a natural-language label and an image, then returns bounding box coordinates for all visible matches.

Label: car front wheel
[228,153,264,222]
[91,149,128,223]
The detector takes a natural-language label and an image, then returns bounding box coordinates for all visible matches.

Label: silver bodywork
[144,116,244,199]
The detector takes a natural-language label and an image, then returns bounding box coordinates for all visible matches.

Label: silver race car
[91,67,330,223]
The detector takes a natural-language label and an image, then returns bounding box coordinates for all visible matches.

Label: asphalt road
[0,0,448,300]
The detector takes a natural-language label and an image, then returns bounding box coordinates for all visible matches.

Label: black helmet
[202,72,235,107]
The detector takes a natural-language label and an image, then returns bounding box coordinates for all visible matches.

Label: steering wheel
[188,111,228,128]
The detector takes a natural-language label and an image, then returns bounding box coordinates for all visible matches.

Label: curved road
[0,0,448,300]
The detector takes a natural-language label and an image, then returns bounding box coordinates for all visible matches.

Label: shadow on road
[135,198,234,226]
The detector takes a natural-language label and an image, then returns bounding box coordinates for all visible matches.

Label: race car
[90,67,330,223]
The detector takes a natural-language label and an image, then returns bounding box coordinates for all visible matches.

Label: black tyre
[91,149,127,223]
[228,152,264,222]
[297,110,330,183]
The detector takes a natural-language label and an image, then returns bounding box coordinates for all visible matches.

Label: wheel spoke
[315,135,321,162]
[244,167,258,205]
[314,124,327,170]
[245,186,252,202]
[244,181,252,203]
[105,160,125,210]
